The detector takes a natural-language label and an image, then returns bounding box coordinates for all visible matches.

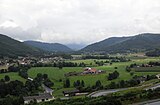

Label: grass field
[133,66,160,72]
[0,72,26,83]
[27,57,160,97]
[0,55,159,97]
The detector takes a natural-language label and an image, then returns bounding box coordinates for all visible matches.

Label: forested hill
[81,33,160,53]
[0,34,41,57]
[24,41,73,52]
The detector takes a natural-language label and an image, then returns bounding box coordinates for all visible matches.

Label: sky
[0,0,160,45]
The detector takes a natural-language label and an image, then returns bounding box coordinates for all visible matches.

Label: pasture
[0,55,159,97]
[133,66,160,72]
[27,57,160,97]
[0,72,26,83]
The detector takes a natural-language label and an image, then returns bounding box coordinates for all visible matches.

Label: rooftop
[23,93,53,101]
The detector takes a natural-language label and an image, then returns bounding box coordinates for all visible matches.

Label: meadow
[0,72,26,82]
[0,55,160,97]
[133,66,160,72]
[27,56,160,97]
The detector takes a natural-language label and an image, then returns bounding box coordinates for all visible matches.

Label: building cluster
[82,67,106,74]
[65,67,106,77]
[39,57,63,63]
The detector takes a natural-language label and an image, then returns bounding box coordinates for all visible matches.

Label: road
[145,83,160,90]
[88,82,160,98]
[131,99,160,105]
[147,101,160,105]
[88,88,127,97]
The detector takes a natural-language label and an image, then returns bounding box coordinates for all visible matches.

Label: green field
[0,72,26,82]
[133,66,160,72]
[0,56,160,97]
[27,57,160,97]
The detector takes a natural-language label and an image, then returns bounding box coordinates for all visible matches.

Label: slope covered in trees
[81,33,160,53]
[24,41,73,52]
[0,34,42,57]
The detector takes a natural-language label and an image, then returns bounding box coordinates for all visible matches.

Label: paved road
[88,83,160,98]
[88,88,127,97]
[131,99,160,105]
[146,101,160,105]
[145,83,160,90]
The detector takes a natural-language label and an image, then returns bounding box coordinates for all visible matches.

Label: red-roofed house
[83,67,97,74]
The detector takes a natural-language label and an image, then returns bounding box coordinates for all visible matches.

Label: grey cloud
[0,0,160,44]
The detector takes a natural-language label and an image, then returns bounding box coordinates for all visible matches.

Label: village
[1,55,160,104]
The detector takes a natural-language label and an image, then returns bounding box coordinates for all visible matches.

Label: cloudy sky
[0,0,160,45]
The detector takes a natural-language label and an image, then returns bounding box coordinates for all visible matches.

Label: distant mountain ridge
[24,41,73,52]
[0,34,41,56]
[1,33,160,56]
[66,43,86,51]
[81,33,160,53]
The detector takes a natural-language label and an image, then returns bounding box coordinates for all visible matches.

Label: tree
[36,73,43,81]
[64,78,70,88]
[81,80,85,87]
[43,74,48,80]
[109,82,117,89]
[73,82,77,87]
[119,80,125,88]
[43,79,54,88]
[95,80,101,88]
[126,66,131,72]
[58,62,63,69]
[76,80,80,86]
[130,72,134,76]
[108,71,119,80]
[114,67,118,69]
[4,75,10,82]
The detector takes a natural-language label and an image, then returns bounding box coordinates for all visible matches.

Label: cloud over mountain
[0,0,160,44]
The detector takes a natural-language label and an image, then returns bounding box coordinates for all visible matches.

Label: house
[134,76,147,83]
[63,89,80,97]
[23,93,54,104]
[83,67,97,74]
[83,67,106,74]
[156,74,160,79]
[97,70,106,74]
[27,77,33,81]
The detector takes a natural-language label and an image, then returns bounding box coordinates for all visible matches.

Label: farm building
[23,93,54,104]
[63,89,80,97]
[83,67,106,74]
[83,67,97,74]
[156,74,160,79]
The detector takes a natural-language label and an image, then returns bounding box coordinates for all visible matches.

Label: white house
[23,93,55,104]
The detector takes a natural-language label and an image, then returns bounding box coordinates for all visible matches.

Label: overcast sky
[0,0,160,45]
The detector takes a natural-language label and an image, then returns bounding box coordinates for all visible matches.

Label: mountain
[146,49,160,57]
[66,43,86,51]
[0,34,41,56]
[24,41,73,52]
[81,33,160,53]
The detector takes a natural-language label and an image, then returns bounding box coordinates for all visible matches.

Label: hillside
[81,33,160,53]
[0,34,41,56]
[24,41,73,52]
[146,49,160,57]
[66,43,86,51]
